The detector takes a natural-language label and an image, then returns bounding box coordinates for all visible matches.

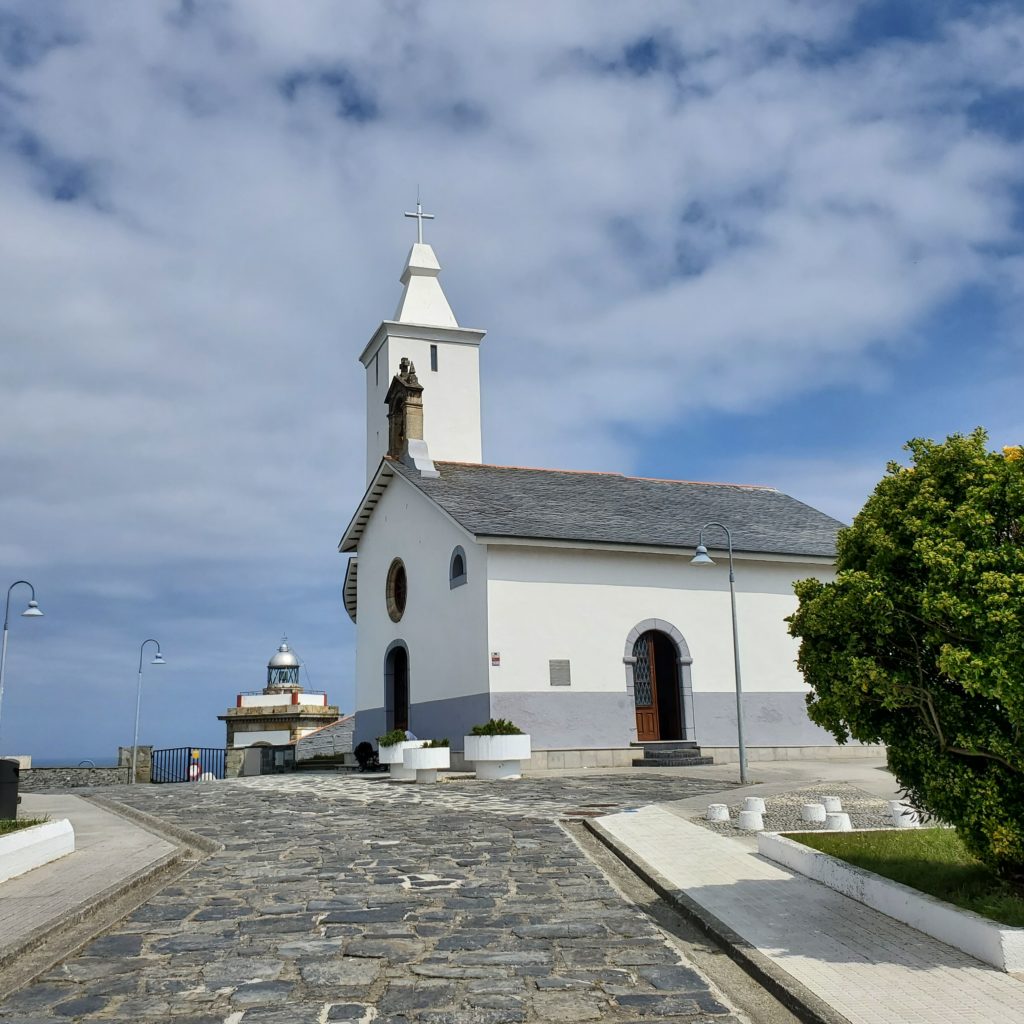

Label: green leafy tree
[788,430,1024,877]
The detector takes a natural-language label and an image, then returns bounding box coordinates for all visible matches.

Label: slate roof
[388,460,844,558]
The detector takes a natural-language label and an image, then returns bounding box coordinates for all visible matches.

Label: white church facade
[341,214,860,766]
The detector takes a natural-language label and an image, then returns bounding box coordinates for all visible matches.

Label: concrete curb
[585,816,852,1024]
[0,794,223,998]
[759,830,1024,973]
[0,844,184,974]
[85,793,223,854]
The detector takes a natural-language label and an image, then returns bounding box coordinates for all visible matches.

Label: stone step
[632,756,714,768]
[294,760,348,772]
[630,753,712,770]
[630,740,700,751]
[640,748,702,759]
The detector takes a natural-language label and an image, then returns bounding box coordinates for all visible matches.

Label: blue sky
[0,1,1022,760]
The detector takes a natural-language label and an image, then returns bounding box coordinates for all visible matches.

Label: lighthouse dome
[268,640,299,670]
[266,638,301,690]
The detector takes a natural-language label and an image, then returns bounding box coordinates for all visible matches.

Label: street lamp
[131,639,166,784]
[0,581,45,746]
[691,524,749,784]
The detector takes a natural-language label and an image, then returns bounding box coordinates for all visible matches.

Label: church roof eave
[471,534,837,564]
[339,460,396,553]
[339,457,479,554]
[342,557,358,622]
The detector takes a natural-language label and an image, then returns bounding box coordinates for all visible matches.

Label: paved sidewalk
[0,793,177,963]
[595,804,1024,1024]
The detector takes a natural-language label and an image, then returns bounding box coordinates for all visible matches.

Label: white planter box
[463,734,531,780]
[759,830,1024,972]
[379,741,425,782]
[403,745,450,784]
[0,818,75,884]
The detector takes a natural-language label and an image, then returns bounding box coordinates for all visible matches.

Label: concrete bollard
[743,797,766,814]
[706,803,731,822]
[889,800,920,828]
[825,812,852,831]
[736,810,764,831]
[801,802,827,823]
[821,796,842,813]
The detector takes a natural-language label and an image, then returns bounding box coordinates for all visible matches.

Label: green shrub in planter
[470,719,523,736]
[424,739,450,748]
[377,729,407,747]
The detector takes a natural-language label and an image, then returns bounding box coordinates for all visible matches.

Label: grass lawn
[0,817,48,836]
[788,828,1024,927]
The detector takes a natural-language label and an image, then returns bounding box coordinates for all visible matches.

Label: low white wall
[703,744,885,763]
[759,831,1024,972]
[239,693,326,708]
[0,819,75,884]
[232,729,291,748]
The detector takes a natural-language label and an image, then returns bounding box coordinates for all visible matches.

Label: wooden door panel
[635,707,659,742]
[633,634,660,741]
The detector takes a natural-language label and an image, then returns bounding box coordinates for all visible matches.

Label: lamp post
[0,581,44,747]
[691,524,749,784]
[131,639,166,784]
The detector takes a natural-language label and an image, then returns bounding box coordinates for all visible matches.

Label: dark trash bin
[0,758,19,820]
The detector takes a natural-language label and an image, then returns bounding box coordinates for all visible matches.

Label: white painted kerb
[0,819,75,884]
[759,831,1024,972]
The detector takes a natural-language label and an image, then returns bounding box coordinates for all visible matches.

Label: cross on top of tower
[404,198,435,244]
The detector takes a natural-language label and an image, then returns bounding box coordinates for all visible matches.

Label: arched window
[386,558,407,622]
[449,546,467,589]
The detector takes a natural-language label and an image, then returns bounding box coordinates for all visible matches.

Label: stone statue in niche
[384,358,437,476]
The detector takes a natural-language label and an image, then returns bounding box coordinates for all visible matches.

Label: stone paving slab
[0,794,177,965]
[0,773,740,1022]
[596,803,1024,1024]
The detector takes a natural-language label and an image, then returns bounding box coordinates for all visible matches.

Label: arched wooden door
[632,633,660,741]
[632,630,683,742]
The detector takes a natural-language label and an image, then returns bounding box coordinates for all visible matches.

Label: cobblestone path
[1,773,742,1023]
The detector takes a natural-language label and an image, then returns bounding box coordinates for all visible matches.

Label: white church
[340,208,861,769]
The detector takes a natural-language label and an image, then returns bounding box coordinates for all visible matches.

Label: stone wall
[19,766,130,791]
[117,746,152,784]
[225,747,245,778]
[296,716,355,761]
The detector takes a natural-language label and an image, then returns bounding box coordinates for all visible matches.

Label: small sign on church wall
[491,652,501,667]
[549,660,571,686]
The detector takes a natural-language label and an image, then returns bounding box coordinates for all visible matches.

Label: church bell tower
[358,202,487,482]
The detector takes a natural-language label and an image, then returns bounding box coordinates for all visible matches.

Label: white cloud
[1,0,1022,755]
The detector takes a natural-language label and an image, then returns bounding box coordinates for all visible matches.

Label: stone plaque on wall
[549,659,571,686]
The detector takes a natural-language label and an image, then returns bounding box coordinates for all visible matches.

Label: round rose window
[386,558,407,622]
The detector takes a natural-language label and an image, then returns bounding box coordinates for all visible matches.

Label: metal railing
[150,747,226,783]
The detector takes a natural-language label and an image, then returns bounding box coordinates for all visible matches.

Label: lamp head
[152,652,166,666]
[21,599,43,617]
[690,544,715,567]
